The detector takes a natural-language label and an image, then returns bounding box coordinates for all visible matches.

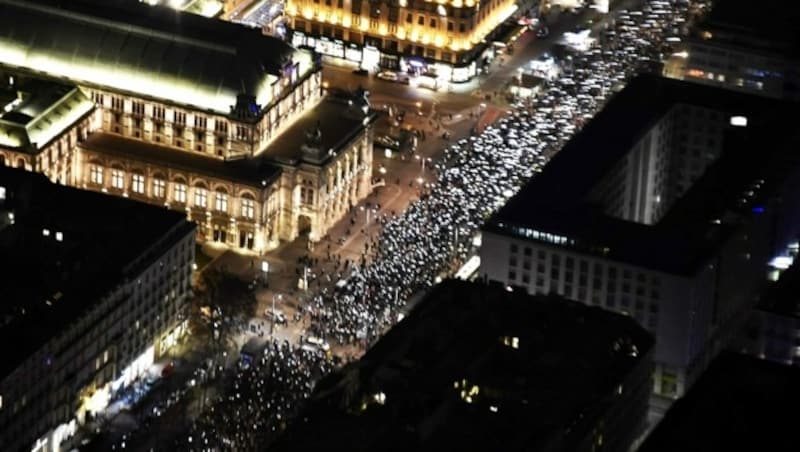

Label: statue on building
[301,121,325,162]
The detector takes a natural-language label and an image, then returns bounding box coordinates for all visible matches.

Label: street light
[261,260,270,287]
[270,293,282,336]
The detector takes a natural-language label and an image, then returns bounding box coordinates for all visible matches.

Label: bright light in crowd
[730,116,748,127]
[769,256,793,270]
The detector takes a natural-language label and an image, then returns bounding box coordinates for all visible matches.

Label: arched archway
[297,214,312,237]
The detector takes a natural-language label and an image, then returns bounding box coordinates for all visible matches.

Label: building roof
[80,98,375,185]
[695,0,800,59]
[81,133,282,189]
[0,166,194,381]
[754,261,800,318]
[266,98,377,165]
[638,352,800,452]
[268,279,653,452]
[485,74,800,275]
[0,75,95,153]
[0,0,314,115]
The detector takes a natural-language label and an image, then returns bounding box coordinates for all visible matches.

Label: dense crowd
[170,1,705,449]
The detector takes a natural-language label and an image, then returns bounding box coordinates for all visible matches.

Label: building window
[174,183,187,203]
[153,106,165,121]
[0,186,5,200]
[90,165,103,185]
[215,191,228,212]
[174,111,186,126]
[132,101,145,117]
[153,179,166,198]
[241,197,255,219]
[194,187,208,208]
[215,120,229,134]
[131,174,145,194]
[236,125,250,141]
[194,115,207,130]
[111,96,124,111]
[111,169,124,189]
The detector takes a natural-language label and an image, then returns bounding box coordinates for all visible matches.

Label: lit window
[153,179,166,198]
[111,169,124,189]
[215,191,228,212]
[0,186,5,200]
[174,183,187,203]
[90,165,103,185]
[241,197,255,219]
[42,229,50,237]
[730,116,748,127]
[55,231,63,242]
[194,187,207,208]
[131,174,145,194]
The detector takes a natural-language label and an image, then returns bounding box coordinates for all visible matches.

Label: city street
[83,0,679,449]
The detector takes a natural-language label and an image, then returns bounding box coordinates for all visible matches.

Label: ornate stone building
[286,0,519,81]
[0,0,376,253]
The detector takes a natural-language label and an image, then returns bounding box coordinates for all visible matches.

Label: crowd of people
[166,1,706,449]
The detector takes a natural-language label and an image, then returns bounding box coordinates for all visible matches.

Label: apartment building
[0,166,196,452]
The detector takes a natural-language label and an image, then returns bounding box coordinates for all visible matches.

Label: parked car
[352,68,369,76]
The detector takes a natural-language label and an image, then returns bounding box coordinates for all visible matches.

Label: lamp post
[261,260,269,287]
[270,293,282,337]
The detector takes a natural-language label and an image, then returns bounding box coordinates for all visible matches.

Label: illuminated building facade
[680,0,800,101]
[0,166,195,452]
[0,0,376,252]
[480,75,800,415]
[0,76,94,184]
[77,99,376,248]
[285,0,518,82]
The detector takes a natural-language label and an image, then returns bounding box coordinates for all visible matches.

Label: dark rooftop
[485,74,800,275]
[0,166,194,380]
[754,261,800,318]
[696,0,800,58]
[268,279,653,452]
[81,98,375,185]
[0,0,306,114]
[638,352,800,452]
[267,98,378,165]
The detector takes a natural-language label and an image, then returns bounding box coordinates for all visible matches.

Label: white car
[377,71,399,82]
[306,336,330,351]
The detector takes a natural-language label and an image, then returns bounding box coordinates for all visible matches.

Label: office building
[638,352,800,452]
[269,279,654,452]
[680,0,800,100]
[732,254,800,367]
[285,0,518,82]
[480,75,800,410]
[0,166,196,452]
[0,0,377,250]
